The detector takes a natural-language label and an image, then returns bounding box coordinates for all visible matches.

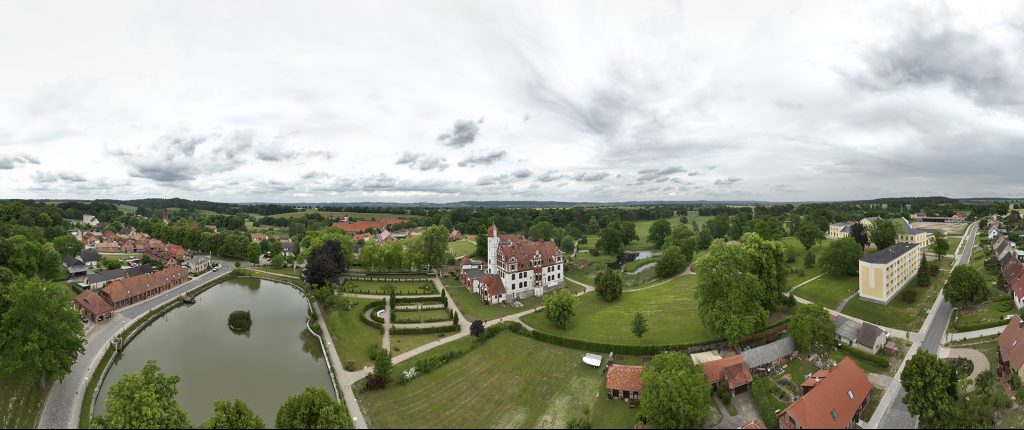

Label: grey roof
[85,269,125,285]
[830,222,848,227]
[463,268,485,280]
[997,240,1010,255]
[861,243,918,265]
[79,249,101,263]
[63,256,80,267]
[899,218,929,235]
[856,323,884,348]
[125,264,155,277]
[1002,252,1016,268]
[67,265,88,275]
[863,216,881,222]
[834,315,860,342]
[741,336,796,368]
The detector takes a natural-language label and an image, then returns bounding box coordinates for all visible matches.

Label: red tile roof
[702,355,752,390]
[497,236,563,270]
[999,316,1024,372]
[779,358,871,429]
[481,274,506,297]
[1005,262,1024,285]
[74,290,113,315]
[101,266,188,305]
[606,365,644,392]
[741,418,768,429]
[1012,277,1024,302]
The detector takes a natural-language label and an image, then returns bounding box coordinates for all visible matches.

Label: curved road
[38,261,234,429]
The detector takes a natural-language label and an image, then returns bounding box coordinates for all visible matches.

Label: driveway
[714,391,760,429]
[944,347,990,392]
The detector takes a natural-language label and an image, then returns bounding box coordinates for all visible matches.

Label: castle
[458,224,565,304]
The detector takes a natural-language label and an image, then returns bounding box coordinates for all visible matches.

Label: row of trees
[92,360,352,428]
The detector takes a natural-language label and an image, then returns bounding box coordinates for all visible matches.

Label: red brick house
[702,355,753,394]
[73,290,114,323]
[778,358,871,429]
[99,266,188,309]
[606,364,643,400]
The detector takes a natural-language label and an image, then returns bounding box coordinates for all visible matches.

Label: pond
[95,278,334,428]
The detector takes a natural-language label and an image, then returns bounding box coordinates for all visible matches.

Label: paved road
[876,221,977,429]
[38,261,234,429]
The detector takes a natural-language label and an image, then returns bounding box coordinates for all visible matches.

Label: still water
[95,278,334,427]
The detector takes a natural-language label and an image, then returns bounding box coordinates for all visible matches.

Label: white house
[83,214,100,227]
[990,227,1002,240]
[459,224,565,304]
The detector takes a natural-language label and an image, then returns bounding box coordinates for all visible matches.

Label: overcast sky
[2,0,1024,203]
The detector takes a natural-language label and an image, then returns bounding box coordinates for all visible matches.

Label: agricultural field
[447,239,476,258]
[0,370,46,429]
[521,275,719,345]
[358,332,636,428]
[323,297,383,368]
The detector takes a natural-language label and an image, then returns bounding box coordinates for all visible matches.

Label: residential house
[95,242,121,253]
[827,222,851,239]
[280,239,293,256]
[448,228,462,241]
[701,355,753,394]
[185,255,212,274]
[79,249,101,268]
[73,290,114,323]
[99,266,189,309]
[858,242,921,304]
[833,315,886,354]
[897,218,933,246]
[1010,277,1024,309]
[83,214,99,227]
[1005,262,1024,288]
[990,227,1002,240]
[606,364,643,400]
[63,255,89,278]
[998,315,1024,378]
[777,358,872,429]
[741,418,768,429]
[166,244,186,260]
[84,269,127,290]
[250,233,269,242]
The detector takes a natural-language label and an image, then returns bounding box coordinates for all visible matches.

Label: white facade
[486,225,565,300]
[990,227,1001,240]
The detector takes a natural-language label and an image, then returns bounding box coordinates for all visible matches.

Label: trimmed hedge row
[389,324,459,335]
[360,300,385,331]
[953,318,1008,333]
[528,329,724,355]
[839,344,890,369]
[393,296,445,304]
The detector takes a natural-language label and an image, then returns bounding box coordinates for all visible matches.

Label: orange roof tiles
[779,358,871,429]
[606,365,644,392]
[999,316,1024,371]
[701,355,752,390]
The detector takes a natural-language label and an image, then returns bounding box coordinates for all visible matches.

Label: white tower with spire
[487,224,499,275]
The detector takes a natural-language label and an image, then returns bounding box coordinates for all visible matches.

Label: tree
[740,232,787,309]
[697,226,713,250]
[202,399,265,429]
[868,219,899,250]
[795,223,823,251]
[416,225,450,271]
[372,348,393,386]
[648,220,672,249]
[693,240,769,345]
[621,222,639,245]
[945,265,988,307]
[915,255,931,288]
[849,222,870,249]
[470,320,485,337]
[304,241,345,288]
[900,350,960,429]
[638,352,710,429]
[803,251,816,268]
[789,304,834,354]
[99,256,123,271]
[97,360,190,429]
[655,245,686,278]
[819,238,863,277]
[474,227,488,258]
[38,242,63,280]
[247,241,261,265]
[594,269,623,302]
[0,235,41,277]
[528,221,557,242]
[932,232,950,261]
[631,312,648,338]
[271,253,286,269]
[596,223,625,257]
[543,289,577,329]
[0,278,85,388]
[51,234,84,257]
[275,386,353,429]
[560,237,575,253]
[300,229,355,266]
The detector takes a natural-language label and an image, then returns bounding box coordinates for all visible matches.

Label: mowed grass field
[358,332,635,428]
[323,298,383,368]
[792,275,859,309]
[0,370,46,429]
[447,239,476,257]
[842,256,956,331]
[521,275,718,345]
[441,275,544,322]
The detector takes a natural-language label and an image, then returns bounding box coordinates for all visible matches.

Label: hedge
[953,318,1009,333]
[839,344,889,369]
[389,324,459,335]
[393,296,445,304]
[528,329,723,355]
[750,377,785,429]
[359,300,386,331]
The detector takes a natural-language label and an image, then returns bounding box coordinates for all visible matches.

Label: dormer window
[847,390,854,400]
[830,409,838,422]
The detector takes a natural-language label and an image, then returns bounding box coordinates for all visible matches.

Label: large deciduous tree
[945,265,988,307]
[795,223,823,251]
[415,225,450,271]
[789,304,834,354]
[247,241,262,265]
[693,240,769,346]
[655,245,687,278]
[0,278,85,389]
[638,352,710,429]
[594,269,623,302]
[97,360,190,429]
[276,386,353,429]
[304,240,345,288]
[647,220,672,249]
[543,289,577,329]
[740,233,787,310]
[868,219,899,250]
[819,238,863,277]
[202,399,266,429]
[596,222,625,257]
[849,222,870,249]
[900,350,961,429]
[51,234,84,257]
[528,221,557,242]
[931,232,951,261]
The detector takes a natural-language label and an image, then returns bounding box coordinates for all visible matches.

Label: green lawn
[793,275,858,309]
[521,275,719,345]
[358,332,628,428]
[951,336,1001,371]
[566,253,617,286]
[447,240,476,257]
[443,279,541,322]
[0,370,45,429]
[393,308,452,323]
[341,279,436,295]
[323,298,383,368]
[841,257,955,331]
[97,252,143,260]
[954,297,1014,330]
[390,333,452,355]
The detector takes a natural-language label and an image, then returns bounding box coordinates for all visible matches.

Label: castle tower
[487,224,499,275]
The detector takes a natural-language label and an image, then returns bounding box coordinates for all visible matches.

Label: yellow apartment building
[859,242,921,304]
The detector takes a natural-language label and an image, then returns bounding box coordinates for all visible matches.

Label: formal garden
[323,297,384,368]
[340,279,436,295]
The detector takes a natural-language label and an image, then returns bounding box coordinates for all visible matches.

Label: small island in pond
[228,310,252,332]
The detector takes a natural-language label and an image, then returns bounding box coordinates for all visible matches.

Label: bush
[839,345,889,369]
[343,361,357,371]
[228,310,252,331]
[953,319,1009,332]
[900,289,918,303]
[750,377,786,429]
[388,324,459,335]
[718,389,733,406]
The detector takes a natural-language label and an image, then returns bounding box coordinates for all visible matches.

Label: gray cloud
[636,167,686,183]
[457,150,507,167]
[0,153,40,169]
[476,169,531,186]
[536,171,564,182]
[32,170,86,183]
[713,177,742,186]
[395,151,449,171]
[437,118,483,148]
[571,172,610,182]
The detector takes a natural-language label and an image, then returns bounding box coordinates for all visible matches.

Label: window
[830,409,838,422]
[847,389,854,400]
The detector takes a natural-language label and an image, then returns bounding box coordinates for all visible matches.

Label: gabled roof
[833,315,860,342]
[741,336,796,369]
[86,269,125,285]
[999,316,1024,371]
[63,256,80,267]
[702,355,752,390]
[741,418,767,429]
[1010,277,1024,302]
[1002,252,1016,269]
[997,240,1010,256]
[79,249,101,263]
[606,364,643,392]
[74,290,113,315]
[124,264,155,277]
[899,218,929,235]
[1005,262,1024,285]
[779,358,871,429]
[480,274,505,296]
[856,323,884,349]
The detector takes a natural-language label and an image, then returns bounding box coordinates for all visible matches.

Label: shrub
[900,289,918,303]
[343,361,357,371]
[228,310,252,331]
[718,389,732,405]
[751,377,786,429]
[839,345,889,369]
